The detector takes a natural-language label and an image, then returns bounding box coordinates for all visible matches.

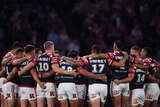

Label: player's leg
[0,77,5,107]
[144,83,156,107]
[37,98,46,107]
[2,82,8,107]
[17,96,21,107]
[65,83,78,107]
[46,83,57,107]
[151,100,158,107]
[76,84,86,107]
[144,101,151,107]
[4,99,7,107]
[46,98,56,107]
[100,84,108,107]
[69,100,79,107]
[37,86,46,107]
[90,99,100,107]
[1,94,5,107]
[7,83,18,107]
[25,88,37,107]
[88,84,100,107]
[58,83,69,107]
[111,82,122,107]
[21,100,28,107]
[122,96,128,107]
[121,83,130,107]
[112,95,121,107]
[77,99,84,107]
[150,83,160,107]
[130,90,138,107]
[29,100,37,107]
[59,100,68,107]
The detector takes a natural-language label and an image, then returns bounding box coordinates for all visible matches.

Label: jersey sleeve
[81,57,88,65]
[108,52,114,60]
[146,70,151,77]
[51,57,58,64]
[129,67,136,74]
[129,56,135,63]
[107,58,113,66]
[31,58,37,65]
[4,52,13,59]
[77,67,84,71]
[143,58,152,67]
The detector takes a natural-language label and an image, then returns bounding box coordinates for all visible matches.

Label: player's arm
[146,71,160,83]
[4,67,19,83]
[51,57,77,77]
[110,52,128,67]
[30,68,46,89]
[114,67,135,85]
[38,70,55,78]
[132,63,150,70]
[62,56,84,66]
[18,62,35,76]
[52,63,77,77]
[12,57,27,65]
[83,53,109,59]
[78,67,107,81]
[1,56,13,66]
[0,67,6,77]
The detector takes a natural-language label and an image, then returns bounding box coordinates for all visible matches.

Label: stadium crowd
[0,0,160,59]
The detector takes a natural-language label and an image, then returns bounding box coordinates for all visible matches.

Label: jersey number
[6,66,9,75]
[38,62,49,71]
[61,66,73,71]
[92,64,105,73]
[137,74,145,82]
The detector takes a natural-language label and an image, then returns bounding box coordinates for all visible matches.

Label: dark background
[0,0,160,106]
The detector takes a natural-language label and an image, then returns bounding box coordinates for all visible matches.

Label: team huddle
[0,40,159,107]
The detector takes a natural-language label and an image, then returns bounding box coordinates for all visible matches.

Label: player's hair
[92,44,101,54]
[67,50,78,59]
[131,46,141,53]
[24,45,35,53]
[16,48,24,55]
[43,41,54,50]
[54,50,61,55]
[35,48,42,54]
[12,41,23,50]
[143,47,152,57]
[114,40,124,50]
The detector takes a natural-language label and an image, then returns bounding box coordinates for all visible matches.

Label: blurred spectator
[0,0,159,61]
[47,28,60,49]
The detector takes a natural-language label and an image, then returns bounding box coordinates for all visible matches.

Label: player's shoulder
[143,58,152,63]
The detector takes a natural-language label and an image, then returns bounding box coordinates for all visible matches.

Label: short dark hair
[12,41,23,50]
[143,47,152,57]
[131,46,141,53]
[114,40,124,50]
[67,50,78,59]
[92,44,101,53]
[35,48,42,54]
[16,48,24,55]
[54,50,61,55]
[24,45,35,53]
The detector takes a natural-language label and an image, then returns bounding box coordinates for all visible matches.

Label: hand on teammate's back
[38,82,46,89]
[98,76,107,82]
[68,70,78,77]
[114,79,121,85]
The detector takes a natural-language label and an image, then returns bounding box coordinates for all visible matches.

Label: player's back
[34,53,54,82]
